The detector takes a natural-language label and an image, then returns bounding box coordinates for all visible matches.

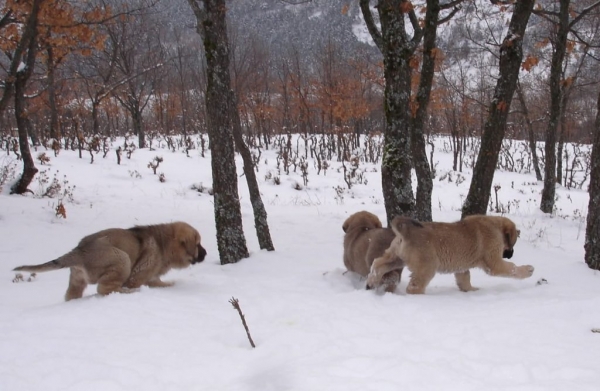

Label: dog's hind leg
[454,270,479,292]
[96,248,133,297]
[406,260,436,294]
[65,267,88,301]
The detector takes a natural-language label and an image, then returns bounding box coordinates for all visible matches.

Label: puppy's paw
[365,274,378,290]
[406,281,426,295]
[515,265,534,279]
[147,279,175,288]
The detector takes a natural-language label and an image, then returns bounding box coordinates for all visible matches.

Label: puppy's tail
[13,252,81,273]
[390,216,424,237]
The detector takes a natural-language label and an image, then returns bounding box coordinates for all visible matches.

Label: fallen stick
[229,297,256,348]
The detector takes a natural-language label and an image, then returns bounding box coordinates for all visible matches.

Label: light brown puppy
[13,222,207,301]
[366,215,533,294]
[343,211,402,292]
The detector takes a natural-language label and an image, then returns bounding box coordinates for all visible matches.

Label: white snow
[1,136,599,390]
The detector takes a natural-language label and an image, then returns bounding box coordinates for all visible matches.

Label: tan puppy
[343,211,402,292]
[13,222,207,301]
[366,215,533,294]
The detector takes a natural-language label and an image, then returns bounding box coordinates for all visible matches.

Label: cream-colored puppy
[367,215,533,294]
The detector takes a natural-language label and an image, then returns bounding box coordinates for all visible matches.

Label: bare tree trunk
[10,0,42,194]
[130,107,145,148]
[47,45,60,140]
[540,0,570,214]
[515,81,542,181]
[230,92,275,251]
[461,0,535,218]
[360,0,423,222]
[11,59,39,194]
[585,90,600,271]
[92,100,101,135]
[188,0,249,264]
[557,93,569,185]
[411,0,455,222]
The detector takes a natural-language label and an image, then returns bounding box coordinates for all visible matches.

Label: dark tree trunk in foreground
[10,0,42,195]
[540,0,570,214]
[360,0,422,222]
[189,0,248,264]
[585,91,600,271]
[11,70,39,194]
[461,0,535,218]
[411,0,459,222]
[230,92,274,251]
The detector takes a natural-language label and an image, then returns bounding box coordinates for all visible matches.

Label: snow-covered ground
[1,136,599,391]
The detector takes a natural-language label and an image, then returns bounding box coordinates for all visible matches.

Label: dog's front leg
[454,270,479,292]
[484,259,534,279]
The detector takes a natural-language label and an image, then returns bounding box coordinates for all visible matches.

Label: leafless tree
[585,89,600,271]
[3,0,43,194]
[188,0,275,262]
[539,0,600,213]
[110,9,166,148]
[462,0,535,217]
[359,0,422,222]
[410,0,462,222]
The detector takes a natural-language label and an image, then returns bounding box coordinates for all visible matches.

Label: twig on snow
[229,297,256,348]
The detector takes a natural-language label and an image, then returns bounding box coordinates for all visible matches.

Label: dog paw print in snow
[535,278,548,286]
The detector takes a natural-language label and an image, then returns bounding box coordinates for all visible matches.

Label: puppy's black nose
[503,248,514,259]
[194,245,207,263]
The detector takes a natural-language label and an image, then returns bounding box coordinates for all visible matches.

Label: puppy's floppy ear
[502,220,518,259]
[503,221,519,248]
[371,218,383,229]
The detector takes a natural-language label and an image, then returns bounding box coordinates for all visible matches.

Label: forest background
[2,0,600,268]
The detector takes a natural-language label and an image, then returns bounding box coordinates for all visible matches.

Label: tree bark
[132,106,145,148]
[46,44,60,140]
[230,92,275,251]
[190,0,249,264]
[585,90,600,271]
[540,0,570,214]
[410,0,446,222]
[11,74,39,194]
[461,0,535,218]
[556,92,569,185]
[360,0,422,223]
[10,0,42,194]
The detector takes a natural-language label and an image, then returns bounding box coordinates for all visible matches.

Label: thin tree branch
[186,0,207,40]
[408,8,424,48]
[570,0,600,29]
[229,297,256,348]
[440,0,464,10]
[359,0,384,51]
[437,6,460,25]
